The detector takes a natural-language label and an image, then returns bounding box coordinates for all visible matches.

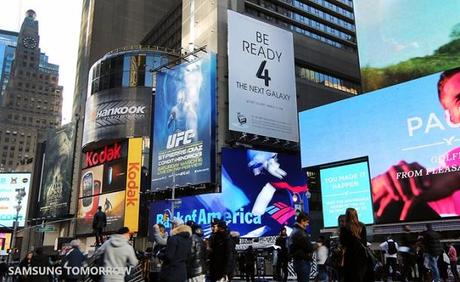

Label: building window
[295,65,359,95]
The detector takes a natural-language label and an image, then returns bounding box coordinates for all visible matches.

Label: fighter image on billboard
[151,54,216,191]
[149,148,308,238]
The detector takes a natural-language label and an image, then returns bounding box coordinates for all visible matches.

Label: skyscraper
[0,10,63,172]
[0,30,18,105]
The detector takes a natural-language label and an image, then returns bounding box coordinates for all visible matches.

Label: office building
[0,10,62,172]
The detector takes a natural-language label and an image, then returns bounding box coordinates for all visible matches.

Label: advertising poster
[124,138,142,232]
[83,88,152,146]
[151,54,216,191]
[79,165,104,199]
[355,0,460,92]
[320,162,374,227]
[299,69,460,224]
[227,10,298,142]
[76,190,125,235]
[39,123,75,218]
[149,148,308,239]
[0,173,31,227]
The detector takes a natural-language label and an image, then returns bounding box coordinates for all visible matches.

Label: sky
[355,0,460,68]
[0,0,82,124]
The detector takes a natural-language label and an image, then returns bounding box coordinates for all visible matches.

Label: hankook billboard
[82,87,152,146]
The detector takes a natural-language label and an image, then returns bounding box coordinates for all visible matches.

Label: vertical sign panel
[228,10,298,142]
[151,54,216,191]
[124,138,142,232]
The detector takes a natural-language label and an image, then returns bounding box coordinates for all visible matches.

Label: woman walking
[339,208,373,282]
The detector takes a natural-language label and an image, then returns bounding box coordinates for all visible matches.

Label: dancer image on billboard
[373,67,460,222]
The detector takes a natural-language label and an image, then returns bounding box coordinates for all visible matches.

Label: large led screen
[355,0,460,92]
[299,69,460,224]
[151,54,216,191]
[76,190,125,235]
[149,148,308,239]
[320,161,373,228]
[0,173,31,227]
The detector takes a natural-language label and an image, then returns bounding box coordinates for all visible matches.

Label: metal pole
[171,171,176,219]
[8,198,21,264]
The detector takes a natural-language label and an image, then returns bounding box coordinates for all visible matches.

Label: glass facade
[245,0,356,50]
[295,65,359,95]
[88,49,176,96]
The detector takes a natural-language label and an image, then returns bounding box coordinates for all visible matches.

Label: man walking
[92,206,107,246]
[288,212,313,282]
[275,227,289,282]
[380,236,399,281]
[96,227,139,282]
[208,220,234,282]
[423,224,442,282]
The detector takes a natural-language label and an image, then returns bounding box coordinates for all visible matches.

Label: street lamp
[8,187,26,264]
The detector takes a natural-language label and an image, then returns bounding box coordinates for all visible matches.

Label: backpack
[387,241,397,255]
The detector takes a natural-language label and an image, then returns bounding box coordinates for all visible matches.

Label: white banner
[0,173,31,227]
[227,10,298,142]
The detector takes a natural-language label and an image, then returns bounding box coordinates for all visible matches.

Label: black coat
[423,229,443,256]
[160,225,192,282]
[30,253,51,282]
[209,231,234,280]
[187,233,206,278]
[288,223,313,261]
[339,223,373,282]
[92,210,107,229]
[275,235,288,262]
[62,247,85,280]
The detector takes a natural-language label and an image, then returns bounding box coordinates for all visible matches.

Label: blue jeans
[426,254,440,282]
[317,264,328,282]
[293,260,311,282]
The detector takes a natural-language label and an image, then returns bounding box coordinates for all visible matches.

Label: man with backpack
[380,236,399,281]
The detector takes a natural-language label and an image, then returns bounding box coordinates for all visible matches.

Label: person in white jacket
[315,236,329,282]
[95,226,139,282]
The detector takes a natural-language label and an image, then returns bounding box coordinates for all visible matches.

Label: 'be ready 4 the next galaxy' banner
[151,54,216,191]
[149,148,308,238]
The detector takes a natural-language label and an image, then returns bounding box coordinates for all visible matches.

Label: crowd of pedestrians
[3,206,460,282]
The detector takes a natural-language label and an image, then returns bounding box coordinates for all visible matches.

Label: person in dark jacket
[18,251,33,282]
[30,247,51,282]
[244,246,256,282]
[160,221,192,282]
[92,206,107,246]
[208,220,234,282]
[288,212,313,282]
[400,225,417,281]
[62,240,85,282]
[339,208,373,282]
[423,223,442,282]
[186,221,206,282]
[275,227,289,282]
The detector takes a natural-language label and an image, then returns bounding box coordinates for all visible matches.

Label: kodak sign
[85,143,122,168]
[124,138,142,232]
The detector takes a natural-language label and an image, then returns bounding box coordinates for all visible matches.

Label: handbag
[360,242,379,269]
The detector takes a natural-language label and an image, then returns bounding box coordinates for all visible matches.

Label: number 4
[256,60,271,87]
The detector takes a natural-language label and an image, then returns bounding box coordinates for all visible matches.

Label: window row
[289,0,355,31]
[89,53,173,95]
[295,65,359,95]
[245,7,352,50]
[309,0,354,19]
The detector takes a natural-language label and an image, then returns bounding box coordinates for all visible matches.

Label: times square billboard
[38,122,75,218]
[0,173,31,227]
[76,139,142,234]
[149,148,308,239]
[151,54,216,191]
[299,68,460,224]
